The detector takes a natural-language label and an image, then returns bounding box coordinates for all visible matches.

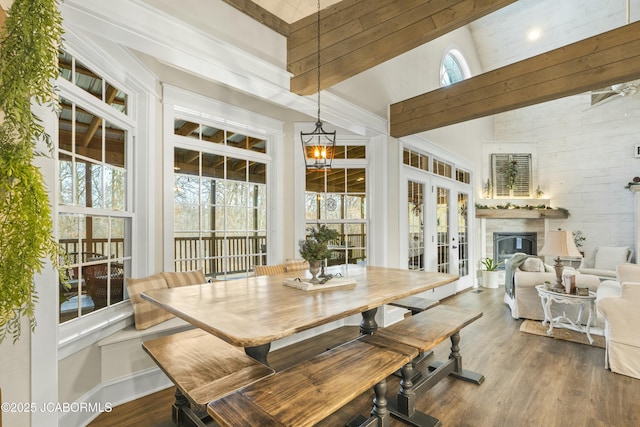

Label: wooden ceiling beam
[220,0,290,36]
[390,21,640,137]
[288,0,517,95]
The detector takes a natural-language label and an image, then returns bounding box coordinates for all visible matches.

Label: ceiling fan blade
[590,91,619,106]
[585,92,622,111]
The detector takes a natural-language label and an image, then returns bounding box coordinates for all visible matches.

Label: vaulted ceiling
[221,0,640,137]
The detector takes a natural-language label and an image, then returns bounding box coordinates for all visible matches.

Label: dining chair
[254,264,287,276]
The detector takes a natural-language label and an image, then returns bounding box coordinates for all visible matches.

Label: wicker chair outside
[85,263,125,309]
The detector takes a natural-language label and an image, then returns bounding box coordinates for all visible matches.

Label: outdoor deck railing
[60,233,365,278]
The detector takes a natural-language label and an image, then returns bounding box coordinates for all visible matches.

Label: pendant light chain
[300,0,336,170]
[316,0,321,122]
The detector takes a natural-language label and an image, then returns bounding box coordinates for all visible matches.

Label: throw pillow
[126,274,174,330]
[162,270,207,288]
[521,257,545,272]
[594,246,630,271]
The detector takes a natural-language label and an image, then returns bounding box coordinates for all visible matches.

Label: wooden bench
[374,305,484,427]
[389,295,439,315]
[207,334,419,427]
[142,329,275,427]
[388,296,440,371]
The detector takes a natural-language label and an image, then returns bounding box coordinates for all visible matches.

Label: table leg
[540,294,550,327]
[245,343,271,366]
[360,308,378,335]
[544,297,555,335]
[585,302,594,345]
[578,301,589,325]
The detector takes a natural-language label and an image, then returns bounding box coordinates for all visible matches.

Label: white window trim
[163,84,284,271]
[440,47,472,87]
[399,136,475,277]
[55,32,157,356]
[293,122,372,262]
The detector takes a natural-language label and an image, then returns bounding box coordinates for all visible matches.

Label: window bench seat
[97,317,194,382]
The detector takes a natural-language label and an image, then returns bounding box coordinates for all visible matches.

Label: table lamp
[538,229,582,288]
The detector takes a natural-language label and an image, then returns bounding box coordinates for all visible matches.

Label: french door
[405,173,473,291]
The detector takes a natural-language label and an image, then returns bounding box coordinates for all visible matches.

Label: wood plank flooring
[89,287,640,427]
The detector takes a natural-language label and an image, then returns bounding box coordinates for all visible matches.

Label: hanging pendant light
[301,0,336,171]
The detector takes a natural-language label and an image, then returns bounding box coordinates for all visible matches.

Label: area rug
[520,319,605,348]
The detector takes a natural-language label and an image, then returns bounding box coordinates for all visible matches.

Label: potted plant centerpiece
[298,224,339,283]
[480,257,503,289]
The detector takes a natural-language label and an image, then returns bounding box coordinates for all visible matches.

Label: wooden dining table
[141,265,457,365]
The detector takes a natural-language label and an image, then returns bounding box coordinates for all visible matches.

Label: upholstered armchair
[504,254,600,320]
[596,263,640,379]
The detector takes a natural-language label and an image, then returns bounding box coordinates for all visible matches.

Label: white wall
[330,26,485,119]
[0,318,30,427]
[493,92,640,254]
[139,0,286,67]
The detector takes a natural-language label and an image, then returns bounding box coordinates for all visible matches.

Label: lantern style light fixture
[301,0,336,170]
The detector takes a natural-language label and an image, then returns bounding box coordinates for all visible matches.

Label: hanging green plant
[0,0,64,342]
[503,160,519,190]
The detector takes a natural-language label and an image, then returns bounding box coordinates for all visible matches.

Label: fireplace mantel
[476,208,568,219]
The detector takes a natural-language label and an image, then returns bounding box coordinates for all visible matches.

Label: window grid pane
[174,147,267,279]
[305,160,368,267]
[57,50,132,324]
[59,49,128,116]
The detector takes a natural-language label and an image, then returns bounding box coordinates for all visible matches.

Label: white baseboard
[59,367,172,427]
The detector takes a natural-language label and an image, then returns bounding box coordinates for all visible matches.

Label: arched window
[440,49,470,87]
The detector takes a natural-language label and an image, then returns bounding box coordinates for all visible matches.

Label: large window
[165,86,281,279]
[57,49,133,323]
[173,142,267,279]
[305,145,368,266]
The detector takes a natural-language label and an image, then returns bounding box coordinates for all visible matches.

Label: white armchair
[504,254,600,320]
[596,263,640,379]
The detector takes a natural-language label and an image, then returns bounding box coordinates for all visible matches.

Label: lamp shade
[538,230,582,258]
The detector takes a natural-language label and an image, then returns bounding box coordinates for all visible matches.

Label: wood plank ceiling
[217,1,640,136]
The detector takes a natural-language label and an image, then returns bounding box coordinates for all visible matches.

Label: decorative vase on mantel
[308,260,322,284]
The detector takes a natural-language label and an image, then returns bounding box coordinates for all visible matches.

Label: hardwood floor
[89,287,640,427]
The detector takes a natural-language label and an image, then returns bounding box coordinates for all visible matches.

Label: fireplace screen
[493,232,537,268]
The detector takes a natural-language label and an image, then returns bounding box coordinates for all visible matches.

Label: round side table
[535,285,597,344]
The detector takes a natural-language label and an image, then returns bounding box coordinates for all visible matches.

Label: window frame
[56,70,135,319]
[55,39,154,357]
[163,85,284,276]
[440,48,471,87]
[400,138,475,281]
[294,122,370,268]
[304,164,369,267]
